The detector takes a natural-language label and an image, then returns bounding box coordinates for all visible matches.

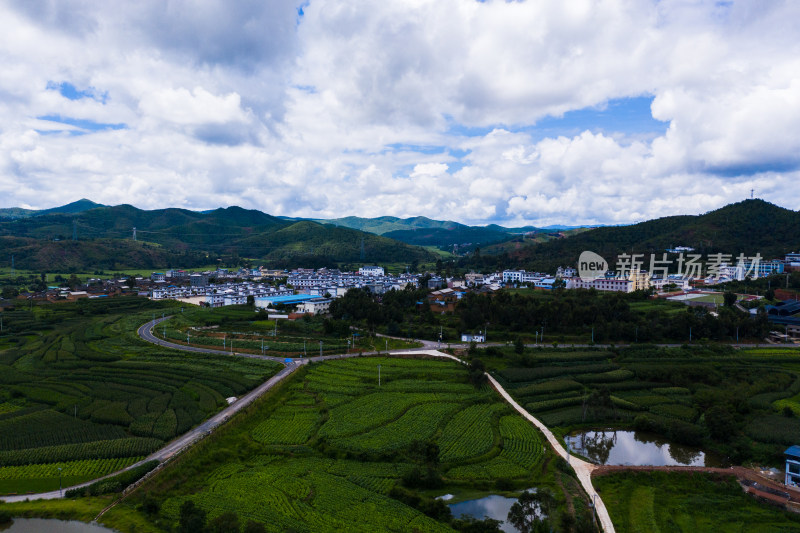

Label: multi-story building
[567,276,634,292]
[359,266,385,276]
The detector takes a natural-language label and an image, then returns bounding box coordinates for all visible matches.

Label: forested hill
[0,204,436,271]
[477,199,800,272]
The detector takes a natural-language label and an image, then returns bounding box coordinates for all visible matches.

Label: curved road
[2,319,617,531]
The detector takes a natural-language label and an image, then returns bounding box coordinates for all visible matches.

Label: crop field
[153,305,420,357]
[489,344,800,465]
[0,297,281,494]
[118,356,567,533]
[595,471,800,532]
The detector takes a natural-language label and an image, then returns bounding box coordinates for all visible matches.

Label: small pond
[448,489,544,533]
[0,519,117,533]
[564,429,724,467]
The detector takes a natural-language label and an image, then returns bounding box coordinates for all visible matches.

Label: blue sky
[1,1,799,226]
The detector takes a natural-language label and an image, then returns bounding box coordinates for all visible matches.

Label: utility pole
[689,327,692,342]
[378,364,381,387]
[319,340,323,357]
[303,339,306,357]
[591,327,594,344]
[58,467,63,497]
[187,333,190,345]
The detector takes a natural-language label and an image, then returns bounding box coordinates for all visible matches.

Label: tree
[723,291,737,307]
[243,521,267,533]
[68,274,82,290]
[1,286,19,299]
[514,336,525,354]
[507,490,555,533]
[207,512,240,533]
[704,404,736,442]
[178,500,206,533]
[468,357,487,387]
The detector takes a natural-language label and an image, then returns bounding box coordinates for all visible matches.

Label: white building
[567,277,634,292]
[297,298,332,315]
[359,266,385,276]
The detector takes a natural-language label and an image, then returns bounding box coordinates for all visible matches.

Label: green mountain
[0,204,436,271]
[314,215,461,235]
[0,199,104,220]
[383,226,516,248]
[500,199,800,272]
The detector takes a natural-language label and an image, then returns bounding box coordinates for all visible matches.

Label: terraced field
[121,356,559,533]
[491,345,800,464]
[0,298,281,494]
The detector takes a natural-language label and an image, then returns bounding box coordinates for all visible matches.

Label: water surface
[449,494,517,532]
[564,429,723,467]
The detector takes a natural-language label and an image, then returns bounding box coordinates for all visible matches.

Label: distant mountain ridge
[502,199,800,272]
[0,199,104,220]
[0,203,436,271]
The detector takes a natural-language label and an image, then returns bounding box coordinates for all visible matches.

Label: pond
[0,519,117,533]
[564,429,724,467]
[448,490,546,533]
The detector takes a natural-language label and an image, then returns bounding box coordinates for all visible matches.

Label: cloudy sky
[1,0,799,226]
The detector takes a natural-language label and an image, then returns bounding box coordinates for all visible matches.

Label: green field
[486,344,800,465]
[106,356,588,532]
[690,293,726,304]
[595,471,800,532]
[0,298,281,494]
[155,305,420,357]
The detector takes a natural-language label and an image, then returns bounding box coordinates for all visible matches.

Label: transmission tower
[132,227,137,241]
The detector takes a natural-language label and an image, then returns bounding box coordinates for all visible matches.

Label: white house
[297,298,332,315]
[359,266,385,276]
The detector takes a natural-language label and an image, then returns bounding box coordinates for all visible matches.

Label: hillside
[0,205,436,271]
[500,199,800,272]
[383,225,517,248]
[314,215,461,235]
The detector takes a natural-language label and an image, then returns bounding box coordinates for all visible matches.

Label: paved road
[4,320,617,531]
[1,318,311,503]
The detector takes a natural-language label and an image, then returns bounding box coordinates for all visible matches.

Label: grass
[595,471,800,532]
[0,495,110,522]
[691,293,726,304]
[112,356,570,532]
[155,306,421,357]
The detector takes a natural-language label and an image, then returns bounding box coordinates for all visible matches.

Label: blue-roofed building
[785,446,800,487]
[254,294,319,310]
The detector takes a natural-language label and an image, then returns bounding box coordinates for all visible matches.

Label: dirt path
[593,464,800,503]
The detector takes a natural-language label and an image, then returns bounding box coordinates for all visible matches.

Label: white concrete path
[395,350,615,533]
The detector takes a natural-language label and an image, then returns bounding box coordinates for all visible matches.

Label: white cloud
[138,87,249,126]
[0,0,799,227]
